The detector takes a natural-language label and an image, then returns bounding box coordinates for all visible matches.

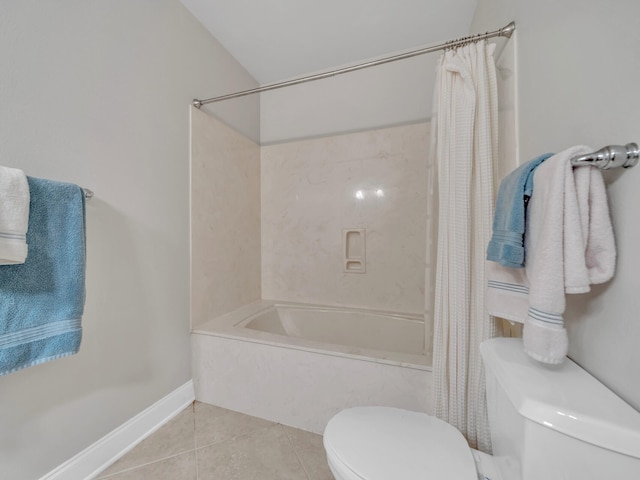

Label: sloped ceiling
[179,0,478,84]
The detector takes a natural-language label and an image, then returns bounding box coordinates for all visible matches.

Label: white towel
[0,166,30,265]
[486,260,528,322]
[487,146,616,364]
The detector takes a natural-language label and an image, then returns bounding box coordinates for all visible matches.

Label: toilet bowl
[323,338,640,480]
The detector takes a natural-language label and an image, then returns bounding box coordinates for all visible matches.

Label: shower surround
[190,107,432,431]
[190,107,261,328]
[191,106,430,325]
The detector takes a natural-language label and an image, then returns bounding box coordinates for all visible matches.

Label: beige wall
[472,0,640,410]
[190,108,261,327]
[261,122,430,314]
[0,1,258,478]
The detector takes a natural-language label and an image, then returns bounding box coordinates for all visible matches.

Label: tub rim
[192,299,432,371]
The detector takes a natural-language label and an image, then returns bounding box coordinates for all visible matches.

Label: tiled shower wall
[190,107,261,328]
[261,123,430,314]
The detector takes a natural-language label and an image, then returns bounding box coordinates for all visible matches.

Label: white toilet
[323,338,640,479]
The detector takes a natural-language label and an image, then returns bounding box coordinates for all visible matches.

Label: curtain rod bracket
[501,21,516,39]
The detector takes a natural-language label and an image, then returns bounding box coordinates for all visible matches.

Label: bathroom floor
[96,401,334,480]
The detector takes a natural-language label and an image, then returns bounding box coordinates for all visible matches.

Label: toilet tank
[480,338,640,480]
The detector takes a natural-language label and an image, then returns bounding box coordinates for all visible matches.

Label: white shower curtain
[428,39,499,453]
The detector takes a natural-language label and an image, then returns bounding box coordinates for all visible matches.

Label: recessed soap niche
[343,228,366,273]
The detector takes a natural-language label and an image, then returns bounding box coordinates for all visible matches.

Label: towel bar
[82,188,94,199]
[570,143,639,170]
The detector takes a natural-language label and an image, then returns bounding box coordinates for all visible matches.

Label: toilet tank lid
[480,338,640,459]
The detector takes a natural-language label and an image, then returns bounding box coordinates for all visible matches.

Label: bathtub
[191,300,433,433]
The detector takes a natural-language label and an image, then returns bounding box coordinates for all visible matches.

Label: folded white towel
[0,166,30,265]
[487,146,616,364]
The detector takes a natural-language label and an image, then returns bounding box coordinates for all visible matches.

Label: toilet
[323,338,640,479]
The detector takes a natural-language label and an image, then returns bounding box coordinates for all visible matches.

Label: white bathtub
[191,300,433,433]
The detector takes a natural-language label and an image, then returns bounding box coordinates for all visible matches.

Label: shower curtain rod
[192,21,516,108]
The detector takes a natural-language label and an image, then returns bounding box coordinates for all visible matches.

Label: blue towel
[486,153,553,268]
[0,177,86,376]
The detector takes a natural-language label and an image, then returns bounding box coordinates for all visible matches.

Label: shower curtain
[428,39,498,452]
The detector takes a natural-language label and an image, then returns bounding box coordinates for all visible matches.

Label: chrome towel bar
[571,143,639,170]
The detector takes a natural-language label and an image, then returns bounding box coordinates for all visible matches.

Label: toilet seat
[323,407,478,480]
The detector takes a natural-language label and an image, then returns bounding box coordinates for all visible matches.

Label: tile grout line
[193,422,279,454]
[101,401,199,480]
[280,424,313,480]
[193,402,282,478]
[102,401,328,480]
[192,401,200,480]
[97,450,195,479]
[193,407,279,452]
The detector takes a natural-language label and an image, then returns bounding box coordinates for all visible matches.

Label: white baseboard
[40,380,195,480]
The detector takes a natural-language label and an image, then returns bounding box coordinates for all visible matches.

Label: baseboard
[40,380,195,480]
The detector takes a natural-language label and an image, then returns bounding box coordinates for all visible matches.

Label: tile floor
[96,401,334,480]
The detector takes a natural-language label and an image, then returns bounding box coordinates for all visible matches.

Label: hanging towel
[0,177,86,376]
[0,166,30,265]
[487,146,616,364]
[486,260,529,323]
[486,153,553,268]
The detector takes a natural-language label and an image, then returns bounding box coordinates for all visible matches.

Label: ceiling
[179,0,478,85]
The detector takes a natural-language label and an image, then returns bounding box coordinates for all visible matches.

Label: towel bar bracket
[570,143,639,170]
